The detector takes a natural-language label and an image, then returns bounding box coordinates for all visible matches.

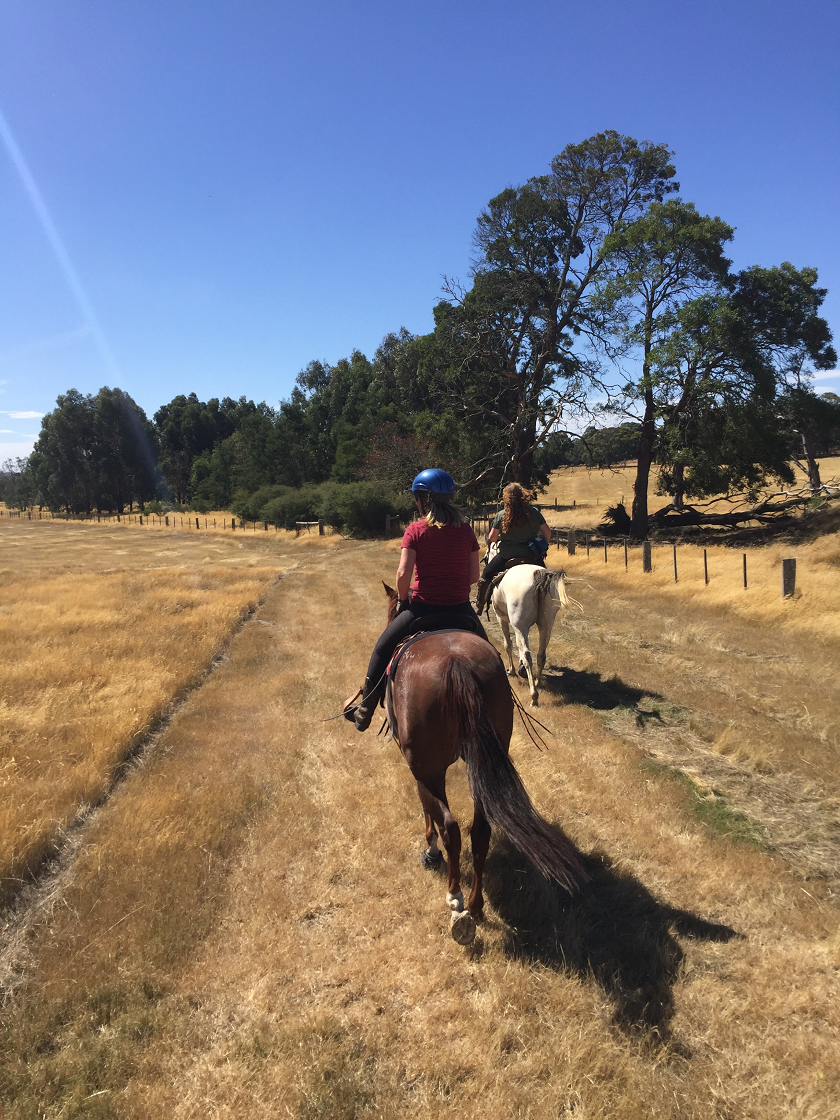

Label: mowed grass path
[2,529,838,1119]
[0,520,280,906]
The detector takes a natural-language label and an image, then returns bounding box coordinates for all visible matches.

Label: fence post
[139,515,143,525]
[567,529,576,556]
[603,537,608,563]
[624,539,628,568]
[232,518,236,530]
[673,543,678,582]
[642,541,652,572]
[743,553,748,589]
[196,517,200,529]
[318,519,324,536]
[703,548,709,585]
[586,535,590,558]
[782,557,796,598]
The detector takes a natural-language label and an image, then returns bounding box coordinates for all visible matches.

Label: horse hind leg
[420,807,443,869]
[467,803,491,920]
[496,611,518,677]
[416,780,475,945]
[513,624,539,706]
[535,604,561,690]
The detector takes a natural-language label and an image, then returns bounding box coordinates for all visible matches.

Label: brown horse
[382,583,587,945]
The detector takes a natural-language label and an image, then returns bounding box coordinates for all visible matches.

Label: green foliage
[315,482,395,537]
[28,387,159,514]
[426,131,678,487]
[0,456,37,510]
[241,486,321,524]
[238,482,399,538]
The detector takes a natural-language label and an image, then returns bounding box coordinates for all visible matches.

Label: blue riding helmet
[406,468,456,495]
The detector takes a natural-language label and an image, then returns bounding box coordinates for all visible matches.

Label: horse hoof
[421,848,443,870]
[450,910,476,945]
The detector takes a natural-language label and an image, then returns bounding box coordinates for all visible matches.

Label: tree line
[4,131,838,537]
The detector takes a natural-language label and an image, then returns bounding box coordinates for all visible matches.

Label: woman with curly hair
[474,483,550,612]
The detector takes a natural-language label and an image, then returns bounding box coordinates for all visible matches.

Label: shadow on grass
[541,667,662,713]
[484,833,741,1040]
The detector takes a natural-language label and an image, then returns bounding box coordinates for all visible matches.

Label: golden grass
[539,456,840,529]
[0,519,279,906]
[2,530,839,1118]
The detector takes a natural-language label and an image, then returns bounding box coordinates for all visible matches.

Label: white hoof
[446,890,464,912]
[450,910,476,945]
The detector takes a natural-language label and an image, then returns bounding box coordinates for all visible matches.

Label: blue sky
[1,0,838,459]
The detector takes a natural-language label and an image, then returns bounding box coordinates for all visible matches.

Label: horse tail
[533,567,581,613]
[442,658,587,895]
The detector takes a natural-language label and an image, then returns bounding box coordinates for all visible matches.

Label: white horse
[490,562,575,707]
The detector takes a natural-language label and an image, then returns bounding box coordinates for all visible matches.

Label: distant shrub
[315,482,394,537]
[233,485,290,521]
[258,486,321,527]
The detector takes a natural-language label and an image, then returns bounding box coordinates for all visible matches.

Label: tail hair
[442,659,586,895]
[533,568,581,612]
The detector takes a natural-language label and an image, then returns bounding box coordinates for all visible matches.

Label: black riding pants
[363,600,488,697]
[483,551,544,584]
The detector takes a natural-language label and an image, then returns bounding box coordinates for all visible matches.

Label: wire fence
[1,506,799,597]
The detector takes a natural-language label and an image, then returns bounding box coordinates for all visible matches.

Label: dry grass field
[0,520,282,908]
[538,455,840,529]
[1,515,839,1119]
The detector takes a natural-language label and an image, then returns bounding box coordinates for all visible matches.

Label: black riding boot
[474,577,490,614]
[345,675,386,732]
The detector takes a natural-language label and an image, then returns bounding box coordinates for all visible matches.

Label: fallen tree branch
[648,483,840,529]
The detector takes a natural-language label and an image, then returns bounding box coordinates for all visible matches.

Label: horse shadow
[541,666,663,722]
[482,833,741,1040]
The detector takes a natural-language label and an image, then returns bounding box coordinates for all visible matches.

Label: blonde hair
[501,483,534,533]
[420,494,464,528]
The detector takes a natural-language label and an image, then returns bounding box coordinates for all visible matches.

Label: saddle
[481,556,544,617]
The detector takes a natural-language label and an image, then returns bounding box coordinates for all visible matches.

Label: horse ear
[383,581,397,598]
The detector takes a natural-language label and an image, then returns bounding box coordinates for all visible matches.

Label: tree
[28,387,158,513]
[601,199,734,535]
[0,457,37,510]
[153,394,250,503]
[734,264,837,491]
[429,131,678,489]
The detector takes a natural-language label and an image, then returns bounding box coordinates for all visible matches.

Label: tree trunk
[802,433,822,492]
[509,416,537,486]
[631,384,656,539]
[672,462,685,511]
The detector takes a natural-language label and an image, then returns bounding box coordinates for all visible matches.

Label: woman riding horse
[474,482,551,613]
[343,469,488,732]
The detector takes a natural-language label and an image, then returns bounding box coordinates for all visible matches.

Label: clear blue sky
[1,0,838,458]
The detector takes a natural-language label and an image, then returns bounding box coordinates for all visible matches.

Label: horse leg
[420,805,443,869]
[512,623,539,706]
[467,803,491,919]
[496,612,518,677]
[416,780,476,945]
[416,781,463,909]
[535,604,560,690]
